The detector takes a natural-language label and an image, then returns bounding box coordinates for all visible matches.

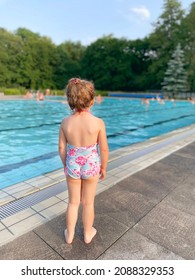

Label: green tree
[0,28,24,87]
[81,35,136,90]
[162,43,187,97]
[127,38,156,90]
[0,28,10,86]
[54,41,85,89]
[180,2,195,92]
[148,0,184,89]
[16,28,57,89]
[82,35,156,91]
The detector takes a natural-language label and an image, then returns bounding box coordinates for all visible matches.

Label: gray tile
[98,229,184,260]
[116,160,187,203]
[34,213,128,260]
[11,186,38,199]
[117,175,169,203]
[163,183,195,217]
[40,201,67,219]
[2,208,36,227]
[132,160,187,190]
[0,231,63,260]
[32,196,62,212]
[0,222,5,231]
[3,182,32,194]
[160,154,195,174]
[0,195,15,206]
[95,185,155,227]
[0,191,8,199]
[134,202,195,259]
[0,229,14,246]
[174,142,195,159]
[9,213,46,235]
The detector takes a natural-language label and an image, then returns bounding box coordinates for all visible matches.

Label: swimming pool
[0,97,195,189]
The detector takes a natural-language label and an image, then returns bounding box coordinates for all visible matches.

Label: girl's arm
[58,124,67,167]
[98,119,109,180]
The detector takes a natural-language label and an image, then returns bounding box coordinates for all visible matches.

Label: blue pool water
[0,97,195,189]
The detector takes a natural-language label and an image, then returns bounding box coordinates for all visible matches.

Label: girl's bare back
[61,111,102,147]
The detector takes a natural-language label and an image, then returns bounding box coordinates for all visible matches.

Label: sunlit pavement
[0,125,195,259]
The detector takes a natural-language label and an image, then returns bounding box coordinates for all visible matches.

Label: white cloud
[130,5,150,20]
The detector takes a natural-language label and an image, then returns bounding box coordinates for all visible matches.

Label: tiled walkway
[0,125,195,259]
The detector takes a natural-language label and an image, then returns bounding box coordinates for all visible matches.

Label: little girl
[59,78,109,244]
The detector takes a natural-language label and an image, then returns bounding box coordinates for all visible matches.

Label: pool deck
[0,124,195,259]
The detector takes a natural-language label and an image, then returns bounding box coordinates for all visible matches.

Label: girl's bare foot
[64,229,74,244]
[84,227,97,244]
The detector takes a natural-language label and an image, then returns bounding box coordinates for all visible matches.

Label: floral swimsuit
[65,143,100,179]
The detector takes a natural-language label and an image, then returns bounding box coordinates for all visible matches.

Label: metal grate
[0,183,67,220]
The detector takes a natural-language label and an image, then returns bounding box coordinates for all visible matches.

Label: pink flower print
[92,149,98,154]
[87,154,95,160]
[83,170,91,176]
[89,162,100,175]
[89,162,96,171]
[73,169,80,177]
[75,156,87,166]
[68,148,76,156]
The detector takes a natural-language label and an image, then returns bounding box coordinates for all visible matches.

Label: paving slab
[130,160,187,190]
[34,212,128,260]
[98,229,184,260]
[0,222,5,231]
[0,229,14,246]
[116,156,191,206]
[134,202,195,259]
[162,183,195,217]
[95,185,155,227]
[174,142,195,159]
[1,208,37,227]
[160,154,195,175]
[0,231,63,260]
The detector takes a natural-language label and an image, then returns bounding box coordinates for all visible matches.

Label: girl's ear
[90,99,95,107]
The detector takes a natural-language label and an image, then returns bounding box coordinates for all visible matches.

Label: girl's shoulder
[60,116,70,126]
[62,115,73,121]
[91,115,105,126]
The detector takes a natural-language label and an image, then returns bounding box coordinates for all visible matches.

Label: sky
[0,0,193,45]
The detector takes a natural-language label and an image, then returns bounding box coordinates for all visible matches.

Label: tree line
[0,0,195,93]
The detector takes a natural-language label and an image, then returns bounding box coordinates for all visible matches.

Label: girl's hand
[99,168,106,180]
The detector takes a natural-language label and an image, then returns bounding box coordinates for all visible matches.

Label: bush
[51,90,65,96]
[95,90,108,96]
[0,87,108,97]
[0,87,26,95]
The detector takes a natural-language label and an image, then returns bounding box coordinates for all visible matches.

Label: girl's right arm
[98,119,109,180]
[58,122,67,167]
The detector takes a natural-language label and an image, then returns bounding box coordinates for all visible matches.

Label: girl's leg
[81,174,99,243]
[65,176,81,244]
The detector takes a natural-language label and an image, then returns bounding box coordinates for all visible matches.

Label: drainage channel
[0,127,195,221]
[0,183,65,220]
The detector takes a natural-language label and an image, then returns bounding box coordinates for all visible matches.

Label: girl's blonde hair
[66,78,95,111]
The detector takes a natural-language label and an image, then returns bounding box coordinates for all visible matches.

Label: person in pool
[58,78,109,244]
